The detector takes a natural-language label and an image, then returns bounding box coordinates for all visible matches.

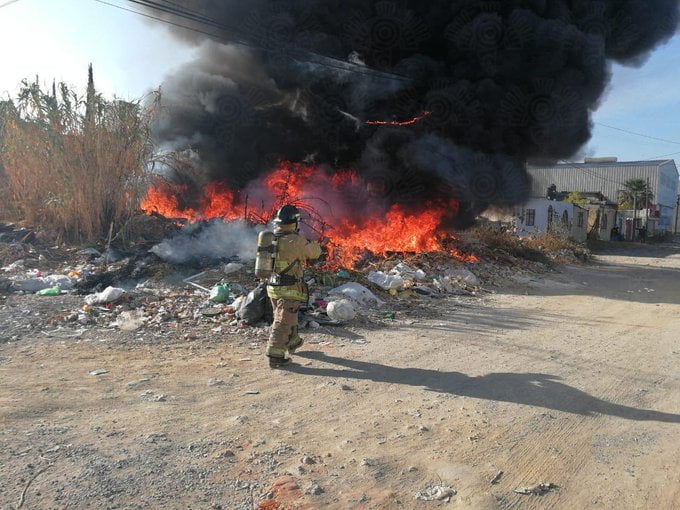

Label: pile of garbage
[2,218,570,343]
[1,226,495,335]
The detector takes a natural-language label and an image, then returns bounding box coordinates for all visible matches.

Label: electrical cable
[0,0,21,9]
[92,0,412,83]
[595,122,680,147]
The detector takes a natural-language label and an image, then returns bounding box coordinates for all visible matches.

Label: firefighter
[265,205,322,368]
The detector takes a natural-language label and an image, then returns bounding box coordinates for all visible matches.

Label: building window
[525,209,536,226]
[601,212,608,230]
[562,210,569,226]
[577,212,584,228]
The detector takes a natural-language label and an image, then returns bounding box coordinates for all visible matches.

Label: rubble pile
[0,221,584,344]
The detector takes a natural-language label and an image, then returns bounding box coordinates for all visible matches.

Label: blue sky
[1,0,679,163]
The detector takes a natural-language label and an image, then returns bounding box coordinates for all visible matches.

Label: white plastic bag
[326,299,356,321]
[368,271,404,291]
[329,283,384,308]
[391,263,426,281]
[13,274,74,292]
[85,286,126,305]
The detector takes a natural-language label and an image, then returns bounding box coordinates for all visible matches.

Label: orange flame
[141,162,478,268]
[366,110,432,126]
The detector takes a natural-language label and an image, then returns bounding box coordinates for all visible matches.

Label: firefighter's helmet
[274,204,301,225]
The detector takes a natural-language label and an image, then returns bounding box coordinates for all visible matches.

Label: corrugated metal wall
[528,162,665,205]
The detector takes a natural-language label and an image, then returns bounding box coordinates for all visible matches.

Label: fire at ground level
[1,243,680,509]
[141,161,480,268]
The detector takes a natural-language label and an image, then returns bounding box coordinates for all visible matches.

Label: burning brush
[141,161,478,268]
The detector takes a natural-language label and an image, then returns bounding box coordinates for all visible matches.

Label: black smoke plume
[149,0,679,226]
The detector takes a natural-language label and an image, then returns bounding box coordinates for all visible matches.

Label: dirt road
[2,246,680,509]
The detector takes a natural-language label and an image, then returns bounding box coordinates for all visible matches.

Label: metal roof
[527,160,679,207]
[535,160,675,168]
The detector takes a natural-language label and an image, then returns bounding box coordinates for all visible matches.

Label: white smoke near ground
[151,219,262,264]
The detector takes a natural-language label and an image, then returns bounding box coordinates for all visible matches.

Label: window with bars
[525,209,536,226]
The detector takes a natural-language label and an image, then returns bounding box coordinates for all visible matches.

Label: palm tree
[619,179,653,210]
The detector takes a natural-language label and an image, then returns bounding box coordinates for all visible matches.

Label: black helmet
[274,204,301,225]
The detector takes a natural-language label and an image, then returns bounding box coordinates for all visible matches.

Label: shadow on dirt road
[293,352,680,424]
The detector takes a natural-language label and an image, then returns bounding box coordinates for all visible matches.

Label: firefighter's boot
[268,356,292,368]
[286,334,304,354]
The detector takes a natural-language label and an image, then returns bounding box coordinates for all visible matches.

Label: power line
[642,149,680,160]
[0,0,22,9]
[595,122,680,146]
[92,0,412,83]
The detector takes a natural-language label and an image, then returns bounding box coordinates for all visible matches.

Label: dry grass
[467,225,589,265]
[0,77,157,244]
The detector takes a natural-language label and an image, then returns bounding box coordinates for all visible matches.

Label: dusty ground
[1,244,680,509]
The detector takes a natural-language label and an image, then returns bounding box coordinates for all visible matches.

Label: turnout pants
[266,298,301,358]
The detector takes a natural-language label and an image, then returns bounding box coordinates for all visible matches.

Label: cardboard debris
[414,485,456,502]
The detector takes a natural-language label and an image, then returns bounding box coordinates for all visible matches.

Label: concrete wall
[515,198,589,242]
[658,161,679,231]
[582,204,617,241]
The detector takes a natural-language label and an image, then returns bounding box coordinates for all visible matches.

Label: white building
[528,159,679,232]
[515,198,589,242]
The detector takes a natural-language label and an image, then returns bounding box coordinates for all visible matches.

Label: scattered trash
[201,307,224,317]
[391,263,427,281]
[514,483,559,495]
[2,260,25,272]
[414,486,456,502]
[115,310,145,331]
[85,286,126,305]
[236,283,272,325]
[361,458,378,466]
[244,390,260,395]
[446,268,480,286]
[207,378,225,387]
[326,299,356,322]
[78,247,101,258]
[336,270,351,279]
[490,471,503,485]
[126,378,151,388]
[13,274,74,292]
[304,483,324,495]
[329,282,384,308]
[89,369,109,376]
[313,297,328,309]
[223,262,244,275]
[368,271,404,291]
[96,247,124,265]
[209,284,230,303]
[36,286,61,296]
[433,276,470,295]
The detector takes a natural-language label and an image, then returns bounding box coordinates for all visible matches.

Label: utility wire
[595,122,680,146]
[92,0,411,83]
[138,0,413,82]
[0,0,22,9]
